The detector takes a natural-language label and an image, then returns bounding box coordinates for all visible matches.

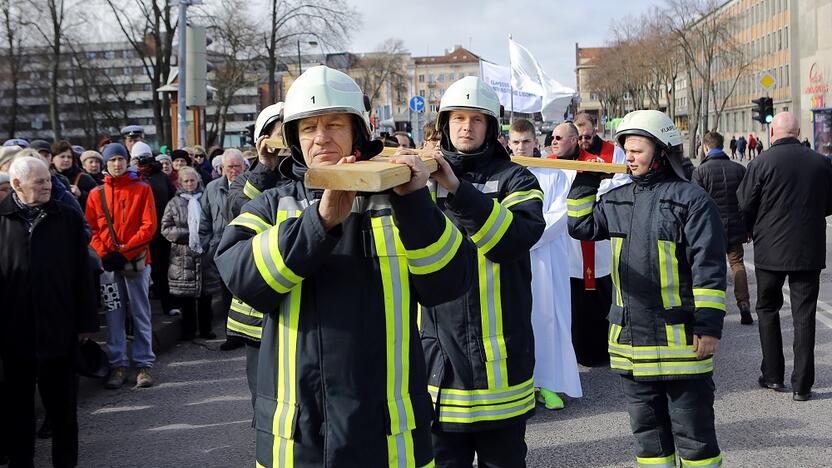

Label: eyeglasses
[578,135,593,141]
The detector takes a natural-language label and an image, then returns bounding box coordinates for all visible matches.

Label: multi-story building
[412,46,481,120]
[795,0,832,156]
[575,46,605,126]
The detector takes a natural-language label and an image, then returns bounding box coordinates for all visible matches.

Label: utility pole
[177,0,190,149]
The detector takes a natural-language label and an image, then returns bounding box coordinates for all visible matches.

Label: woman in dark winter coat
[52,140,98,209]
[160,167,215,340]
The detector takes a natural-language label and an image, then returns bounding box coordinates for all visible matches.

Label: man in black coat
[738,112,832,401]
[0,157,98,467]
[692,131,753,325]
[136,155,177,316]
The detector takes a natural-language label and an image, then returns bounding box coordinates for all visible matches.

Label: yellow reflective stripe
[680,453,722,467]
[229,300,264,319]
[252,211,303,294]
[611,357,714,376]
[428,378,534,406]
[693,288,727,311]
[372,216,418,467]
[418,461,435,468]
[609,323,623,344]
[436,392,535,424]
[665,324,686,347]
[229,212,272,234]
[567,194,595,218]
[272,287,301,467]
[657,240,681,309]
[637,454,676,467]
[471,199,513,254]
[405,216,463,275]
[501,189,543,209]
[226,316,262,340]
[478,252,508,389]
[243,180,262,200]
[610,237,624,307]
[609,342,698,360]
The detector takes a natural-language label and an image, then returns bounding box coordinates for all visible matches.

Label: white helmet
[437,76,502,128]
[615,110,687,179]
[281,65,371,144]
[254,102,284,139]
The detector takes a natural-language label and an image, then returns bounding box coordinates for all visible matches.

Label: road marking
[744,261,832,329]
[149,377,246,390]
[147,420,250,432]
[185,395,250,406]
[168,356,246,367]
[92,405,153,415]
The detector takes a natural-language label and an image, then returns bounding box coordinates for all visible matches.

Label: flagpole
[508,33,514,125]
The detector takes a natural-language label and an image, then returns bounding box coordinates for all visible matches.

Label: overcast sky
[342,0,661,88]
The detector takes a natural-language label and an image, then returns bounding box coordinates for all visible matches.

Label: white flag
[509,38,576,121]
[480,60,541,114]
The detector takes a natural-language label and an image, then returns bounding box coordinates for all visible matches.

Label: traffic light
[243,123,255,146]
[752,97,774,124]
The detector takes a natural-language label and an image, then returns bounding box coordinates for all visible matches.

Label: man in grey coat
[199,149,246,335]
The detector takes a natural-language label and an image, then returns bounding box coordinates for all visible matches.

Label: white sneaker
[166,309,181,317]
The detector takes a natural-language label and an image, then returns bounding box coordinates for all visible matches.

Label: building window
[428,74,434,82]
[105,51,115,60]
[418,74,424,82]
[438,73,444,82]
[785,64,789,86]
[449,73,455,80]
[419,90,425,97]
[784,27,789,48]
[459,73,465,78]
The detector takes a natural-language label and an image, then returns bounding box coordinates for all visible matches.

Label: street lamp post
[297,39,319,75]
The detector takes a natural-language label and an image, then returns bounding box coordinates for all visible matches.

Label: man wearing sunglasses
[550,119,629,372]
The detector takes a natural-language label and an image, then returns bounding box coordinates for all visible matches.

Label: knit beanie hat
[102,143,130,163]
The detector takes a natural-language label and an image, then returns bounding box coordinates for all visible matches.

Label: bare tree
[351,38,408,120]
[202,0,259,146]
[0,0,25,138]
[103,0,176,146]
[260,0,360,103]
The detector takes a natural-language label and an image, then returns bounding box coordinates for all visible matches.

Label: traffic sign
[759,72,776,91]
[409,95,425,112]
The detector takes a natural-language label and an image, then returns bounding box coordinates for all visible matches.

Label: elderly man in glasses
[549,119,630,370]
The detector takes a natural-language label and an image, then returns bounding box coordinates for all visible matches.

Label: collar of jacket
[0,191,60,216]
[771,137,801,148]
[440,140,509,173]
[57,165,82,180]
[702,150,729,163]
[105,169,142,188]
[632,162,673,188]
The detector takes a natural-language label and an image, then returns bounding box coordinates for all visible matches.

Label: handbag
[98,187,147,278]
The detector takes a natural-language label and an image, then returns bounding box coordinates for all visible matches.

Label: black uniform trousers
[570,276,612,367]
[178,293,213,339]
[149,235,175,313]
[432,422,527,468]
[620,375,720,463]
[755,268,820,393]
[1,355,78,468]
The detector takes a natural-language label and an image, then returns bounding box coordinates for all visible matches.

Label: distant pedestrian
[738,112,832,402]
[692,131,753,325]
[748,133,757,159]
[737,135,747,160]
[729,136,737,159]
[802,138,811,148]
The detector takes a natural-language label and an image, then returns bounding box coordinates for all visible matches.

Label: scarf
[12,191,44,232]
[179,192,203,254]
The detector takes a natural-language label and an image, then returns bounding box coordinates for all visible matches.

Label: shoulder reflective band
[471,198,513,254]
[567,194,595,218]
[252,211,303,294]
[230,212,272,234]
[693,288,727,312]
[371,216,418,467]
[501,189,543,209]
[478,253,509,389]
[272,287,302,467]
[610,237,624,307]
[243,180,263,200]
[636,454,676,467]
[405,215,463,275]
[657,240,681,309]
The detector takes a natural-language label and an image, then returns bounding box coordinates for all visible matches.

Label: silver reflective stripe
[473,180,500,194]
[354,194,393,213]
[570,200,593,213]
[276,292,293,465]
[380,217,409,435]
[694,292,725,305]
[662,241,680,307]
[439,396,532,419]
[475,205,508,249]
[608,344,696,358]
[672,324,683,347]
[407,222,459,269]
[634,362,713,373]
[277,196,308,212]
[484,258,504,387]
[258,231,296,291]
[436,381,535,405]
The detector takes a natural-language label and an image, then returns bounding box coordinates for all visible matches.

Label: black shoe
[793,391,812,401]
[219,336,245,351]
[199,331,217,340]
[758,376,789,392]
[740,308,754,325]
[37,417,52,439]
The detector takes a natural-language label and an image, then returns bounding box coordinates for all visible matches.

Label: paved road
[32,229,832,467]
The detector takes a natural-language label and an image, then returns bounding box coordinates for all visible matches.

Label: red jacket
[85,170,157,263]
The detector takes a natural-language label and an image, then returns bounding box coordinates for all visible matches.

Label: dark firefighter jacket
[567,167,727,381]
[215,171,472,467]
[221,161,287,342]
[421,142,545,432]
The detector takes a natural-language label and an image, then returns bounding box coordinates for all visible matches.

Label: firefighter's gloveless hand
[389,153,430,196]
[431,152,460,194]
[256,135,281,170]
[693,335,720,359]
[318,156,358,231]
